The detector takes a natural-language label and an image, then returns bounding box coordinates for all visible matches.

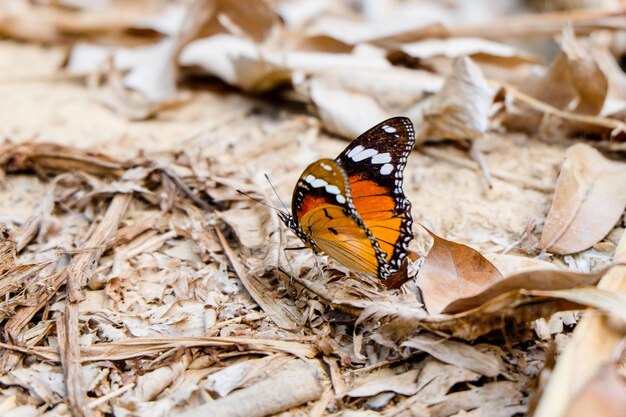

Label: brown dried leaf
[0,142,123,177]
[416,228,503,314]
[0,0,165,43]
[212,0,279,43]
[525,287,626,324]
[443,267,607,314]
[131,359,188,402]
[527,27,608,116]
[421,56,495,142]
[359,279,615,341]
[505,27,611,134]
[563,363,626,417]
[540,143,626,254]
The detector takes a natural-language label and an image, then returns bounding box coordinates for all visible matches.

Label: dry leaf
[178,360,323,417]
[218,206,277,249]
[298,67,442,138]
[504,26,610,134]
[0,142,123,177]
[0,0,165,44]
[402,334,504,377]
[442,267,607,314]
[179,34,289,92]
[70,39,178,102]
[525,287,626,324]
[203,355,290,397]
[346,369,420,398]
[421,55,495,142]
[428,381,526,417]
[416,228,503,314]
[540,143,626,254]
[395,37,537,66]
[563,363,626,417]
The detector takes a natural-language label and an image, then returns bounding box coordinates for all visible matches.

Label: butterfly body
[279,117,416,282]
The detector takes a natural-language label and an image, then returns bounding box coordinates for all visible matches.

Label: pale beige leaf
[218,206,276,249]
[203,355,290,398]
[402,334,504,377]
[428,381,525,417]
[422,55,495,142]
[299,68,442,138]
[540,143,626,254]
[178,360,323,417]
[69,39,178,102]
[346,369,420,398]
[397,37,536,64]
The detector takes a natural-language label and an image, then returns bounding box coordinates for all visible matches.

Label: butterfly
[278,117,415,284]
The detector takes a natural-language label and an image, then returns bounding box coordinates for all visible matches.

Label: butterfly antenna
[236,189,284,213]
[264,173,290,213]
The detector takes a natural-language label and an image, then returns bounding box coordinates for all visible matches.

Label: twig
[420,147,555,193]
[59,193,131,417]
[469,143,494,189]
[500,82,626,137]
[88,383,135,409]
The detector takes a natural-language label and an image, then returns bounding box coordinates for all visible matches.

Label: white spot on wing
[320,163,332,171]
[304,175,315,183]
[336,195,346,204]
[347,145,364,158]
[311,178,328,188]
[371,153,391,164]
[325,185,340,194]
[383,125,397,133]
[352,148,378,162]
[380,163,394,175]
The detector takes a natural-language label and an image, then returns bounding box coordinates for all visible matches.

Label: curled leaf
[540,143,626,254]
[443,267,606,314]
[421,55,495,142]
[416,228,503,314]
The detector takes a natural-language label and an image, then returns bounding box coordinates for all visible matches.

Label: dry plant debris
[0,1,626,417]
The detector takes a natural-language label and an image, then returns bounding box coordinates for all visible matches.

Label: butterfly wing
[335,117,416,277]
[287,159,387,276]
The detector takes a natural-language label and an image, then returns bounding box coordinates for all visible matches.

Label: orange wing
[285,159,387,276]
[349,176,403,261]
[336,117,415,275]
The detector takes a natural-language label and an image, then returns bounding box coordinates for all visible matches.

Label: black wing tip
[382,116,414,126]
